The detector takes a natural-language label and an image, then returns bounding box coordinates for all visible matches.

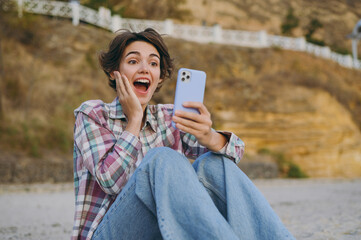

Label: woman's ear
[110,72,115,80]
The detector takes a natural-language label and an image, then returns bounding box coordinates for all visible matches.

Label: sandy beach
[0,178,360,240]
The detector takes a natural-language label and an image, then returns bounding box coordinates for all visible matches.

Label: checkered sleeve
[181,129,245,163]
[74,109,141,195]
[214,131,245,164]
[180,131,209,159]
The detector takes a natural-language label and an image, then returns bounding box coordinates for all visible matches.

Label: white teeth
[135,79,150,84]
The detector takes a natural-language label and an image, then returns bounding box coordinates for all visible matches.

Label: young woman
[72,28,294,240]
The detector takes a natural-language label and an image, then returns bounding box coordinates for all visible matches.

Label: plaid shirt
[72,97,245,240]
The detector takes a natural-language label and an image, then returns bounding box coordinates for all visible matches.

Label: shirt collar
[109,97,126,120]
[109,97,157,132]
[144,105,157,132]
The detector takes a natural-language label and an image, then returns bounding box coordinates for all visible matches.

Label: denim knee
[142,147,190,170]
[146,146,175,156]
[193,152,225,174]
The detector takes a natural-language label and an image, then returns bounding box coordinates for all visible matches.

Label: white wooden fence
[7,0,361,70]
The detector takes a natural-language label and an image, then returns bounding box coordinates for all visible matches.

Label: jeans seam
[93,182,136,239]
[199,177,227,204]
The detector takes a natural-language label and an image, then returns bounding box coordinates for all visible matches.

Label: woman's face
[119,41,162,109]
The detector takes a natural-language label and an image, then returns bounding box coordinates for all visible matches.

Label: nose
[138,61,149,74]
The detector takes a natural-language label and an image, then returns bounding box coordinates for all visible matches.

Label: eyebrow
[125,51,160,59]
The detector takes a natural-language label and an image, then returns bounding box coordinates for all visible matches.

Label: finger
[114,71,126,94]
[175,122,200,136]
[121,73,134,95]
[174,110,203,123]
[182,102,210,116]
[174,109,212,126]
[173,115,210,132]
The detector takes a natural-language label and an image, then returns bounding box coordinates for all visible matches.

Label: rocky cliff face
[215,87,361,177]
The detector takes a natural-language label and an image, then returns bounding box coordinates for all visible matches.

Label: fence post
[321,46,331,59]
[258,30,268,47]
[213,24,222,43]
[17,0,23,18]
[99,7,111,30]
[112,15,122,32]
[297,37,306,51]
[352,39,358,63]
[70,0,80,26]
[343,55,353,68]
[164,19,174,36]
[356,59,361,69]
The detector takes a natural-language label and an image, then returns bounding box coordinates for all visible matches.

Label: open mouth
[133,79,150,92]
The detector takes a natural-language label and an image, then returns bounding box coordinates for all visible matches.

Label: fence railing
[7,0,360,70]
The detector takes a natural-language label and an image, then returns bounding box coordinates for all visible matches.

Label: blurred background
[1,0,361,184]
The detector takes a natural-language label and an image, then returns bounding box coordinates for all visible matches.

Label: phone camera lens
[182,72,186,76]
[181,77,185,81]
[186,75,190,79]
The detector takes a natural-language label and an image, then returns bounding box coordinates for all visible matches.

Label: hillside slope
[0,12,361,182]
[183,0,361,55]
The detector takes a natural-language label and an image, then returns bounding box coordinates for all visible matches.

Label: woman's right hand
[114,71,143,136]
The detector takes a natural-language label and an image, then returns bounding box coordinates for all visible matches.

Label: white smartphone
[172,68,206,128]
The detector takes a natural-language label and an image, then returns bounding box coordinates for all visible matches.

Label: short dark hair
[98,28,173,92]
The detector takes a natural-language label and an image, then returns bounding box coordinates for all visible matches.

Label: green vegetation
[257,148,272,155]
[281,8,299,36]
[22,122,42,158]
[281,9,326,47]
[258,148,308,178]
[288,162,308,178]
[331,45,351,56]
[305,18,325,46]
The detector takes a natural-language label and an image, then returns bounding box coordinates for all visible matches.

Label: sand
[0,178,360,240]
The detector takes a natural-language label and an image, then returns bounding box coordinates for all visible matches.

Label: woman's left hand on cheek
[172,102,215,148]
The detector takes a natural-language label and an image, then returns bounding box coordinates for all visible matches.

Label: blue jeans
[92,147,294,240]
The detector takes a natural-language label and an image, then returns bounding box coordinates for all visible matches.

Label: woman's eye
[128,60,137,64]
[150,62,158,67]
